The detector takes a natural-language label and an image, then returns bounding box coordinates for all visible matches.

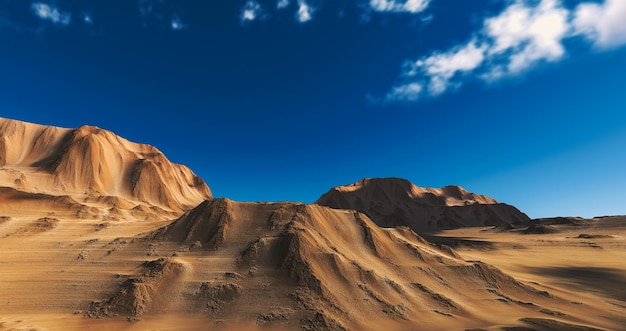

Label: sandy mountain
[316,177,530,233]
[0,117,211,216]
[84,198,582,330]
[0,118,623,330]
[0,194,620,330]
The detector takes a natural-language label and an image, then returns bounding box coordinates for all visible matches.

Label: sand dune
[0,118,624,330]
[316,177,530,233]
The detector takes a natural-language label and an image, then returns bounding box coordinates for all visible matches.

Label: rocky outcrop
[316,177,530,233]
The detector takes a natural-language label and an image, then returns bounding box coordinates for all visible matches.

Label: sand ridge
[316,177,530,232]
[0,117,211,212]
[0,118,624,330]
[1,197,623,330]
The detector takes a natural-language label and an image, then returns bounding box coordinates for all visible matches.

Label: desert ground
[1,118,624,330]
[428,217,626,330]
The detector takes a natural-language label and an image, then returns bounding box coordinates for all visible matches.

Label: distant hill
[316,177,530,233]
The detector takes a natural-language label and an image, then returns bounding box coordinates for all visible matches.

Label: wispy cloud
[277,0,290,10]
[369,0,430,14]
[297,0,313,23]
[573,0,626,49]
[384,0,626,103]
[385,83,423,102]
[82,13,93,25]
[241,1,262,23]
[171,15,187,30]
[483,0,569,78]
[31,3,71,25]
[417,40,486,96]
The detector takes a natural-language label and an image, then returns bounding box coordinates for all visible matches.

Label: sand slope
[1,197,621,330]
[0,118,623,330]
[316,177,530,233]
[0,117,211,213]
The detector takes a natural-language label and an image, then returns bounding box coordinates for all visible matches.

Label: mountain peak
[323,178,497,206]
[317,177,527,232]
[0,117,211,213]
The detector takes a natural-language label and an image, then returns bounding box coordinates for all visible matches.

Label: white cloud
[277,0,290,9]
[370,0,429,14]
[297,0,313,23]
[484,0,569,74]
[416,40,487,95]
[389,40,486,100]
[31,3,71,25]
[573,0,626,49]
[241,1,262,23]
[384,0,587,102]
[385,83,423,101]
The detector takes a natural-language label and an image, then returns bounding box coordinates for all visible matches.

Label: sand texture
[0,118,624,330]
[0,117,211,213]
[317,177,531,233]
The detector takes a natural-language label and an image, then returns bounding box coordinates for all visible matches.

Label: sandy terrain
[317,178,530,232]
[0,118,624,330]
[0,117,212,213]
[2,200,623,330]
[428,217,626,330]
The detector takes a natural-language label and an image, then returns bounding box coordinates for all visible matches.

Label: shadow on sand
[528,266,626,302]
[422,235,496,250]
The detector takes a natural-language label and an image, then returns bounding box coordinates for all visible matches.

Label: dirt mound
[0,117,211,212]
[194,282,242,314]
[155,199,232,249]
[533,217,588,226]
[316,177,530,233]
[523,223,558,234]
[88,258,187,320]
[30,217,59,232]
[489,222,519,232]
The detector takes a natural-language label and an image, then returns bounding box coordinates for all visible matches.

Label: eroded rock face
[0,117,619,330]
[87,258,188,320]
[0,117,212,213]
[145,200,559,330]
[316,177,530,233]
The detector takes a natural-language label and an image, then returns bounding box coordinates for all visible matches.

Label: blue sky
[1,0,625,218]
